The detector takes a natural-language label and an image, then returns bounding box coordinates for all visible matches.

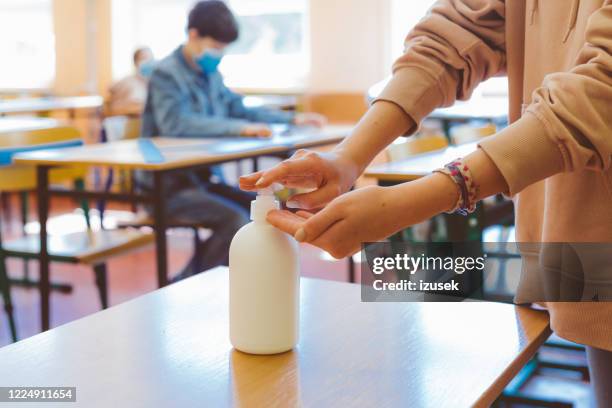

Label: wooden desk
[0,96,103,118]
[13,125,351,170]
[0,267,551,408]
[430,97,508,122]
[365,142,478,182]
[12,125,351,332]
[0,117,64,134]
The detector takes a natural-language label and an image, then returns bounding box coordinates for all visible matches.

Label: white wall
[308,0,393,93]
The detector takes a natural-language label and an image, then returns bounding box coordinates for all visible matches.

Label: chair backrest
[0,125,84,191]
[0,125,82,164]
[450,122,496,145]
[102,116,141,142]
[386,134,449,162]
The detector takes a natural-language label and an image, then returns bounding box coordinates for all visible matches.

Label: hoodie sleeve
[479,1,612,195]
[373,0,506,134]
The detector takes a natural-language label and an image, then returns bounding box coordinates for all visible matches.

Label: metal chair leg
[0,228,18,342]
[19,191,31,281]
[93,263,108,309]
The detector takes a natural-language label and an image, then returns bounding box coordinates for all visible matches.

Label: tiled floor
[0,195,594,407]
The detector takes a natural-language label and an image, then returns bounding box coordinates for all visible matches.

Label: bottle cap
[250,187,279,221]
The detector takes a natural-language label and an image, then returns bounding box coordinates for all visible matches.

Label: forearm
[333,101,415,173]
[389,148,508,226]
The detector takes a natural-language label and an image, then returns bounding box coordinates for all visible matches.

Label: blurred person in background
[108,46,155,115]
[139,1,324,282]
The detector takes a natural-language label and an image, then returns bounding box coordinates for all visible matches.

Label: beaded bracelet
[434,158,479,215]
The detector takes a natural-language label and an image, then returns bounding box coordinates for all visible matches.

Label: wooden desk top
[12,125,351,171]
[365,142,479,182]
[430,97,508,121]
[0,96,103,114]
[0,117,64,133]
[0,267,550,408]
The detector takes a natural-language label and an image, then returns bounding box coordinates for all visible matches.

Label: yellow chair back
[386,134,449,162]
[0,125,87,191]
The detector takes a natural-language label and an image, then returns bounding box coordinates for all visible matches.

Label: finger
[239,171,265,191]
[295,204,343,243]
[311,220,360,259]
[255,157,320,189]
[295,210,314,219]
[286,185,340,210]
[266,209,308,236]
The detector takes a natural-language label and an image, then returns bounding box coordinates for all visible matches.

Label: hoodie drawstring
[562,0,580,43]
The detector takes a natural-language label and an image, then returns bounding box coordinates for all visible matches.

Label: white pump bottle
[229,188,300,354]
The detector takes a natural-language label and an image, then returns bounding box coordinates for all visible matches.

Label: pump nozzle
[251,185,280,221]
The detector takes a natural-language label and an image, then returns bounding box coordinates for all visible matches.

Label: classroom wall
[304,0,393,121]
[53,0,112,97]
[308,0,392,93]
[50,0,401,121]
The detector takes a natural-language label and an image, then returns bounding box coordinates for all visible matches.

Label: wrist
[390,173,460,223]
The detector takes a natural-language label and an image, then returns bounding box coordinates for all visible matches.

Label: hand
[293,112,327,128]
[240,123,272,138]
[266,185,408,258]
[266,174,460,259]
[239,149,360,210]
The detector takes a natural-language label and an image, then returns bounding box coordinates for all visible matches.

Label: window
[111,0,308,91]
[0,0,55,90]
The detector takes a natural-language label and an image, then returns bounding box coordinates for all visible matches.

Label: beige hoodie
[375,0,612,351]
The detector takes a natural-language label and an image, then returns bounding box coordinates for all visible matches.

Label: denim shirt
[141,46,295,138]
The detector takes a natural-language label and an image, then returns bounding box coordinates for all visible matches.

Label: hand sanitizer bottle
[229,187,300,354]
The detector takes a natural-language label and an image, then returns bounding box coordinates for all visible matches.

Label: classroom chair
[449,121,496,145]
[0,125,154,337]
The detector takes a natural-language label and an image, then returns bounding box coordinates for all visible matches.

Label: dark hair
[187,1,239,43]
[133,47,151,65]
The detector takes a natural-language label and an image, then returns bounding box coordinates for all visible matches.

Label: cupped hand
[265,185,410,259]
[239,149,360,210]
[265,175,459,259]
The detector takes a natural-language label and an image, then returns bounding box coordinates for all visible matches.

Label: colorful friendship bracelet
[434,158,479,215]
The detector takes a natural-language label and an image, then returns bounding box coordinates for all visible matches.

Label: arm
[268,2,612,257]
[244,0,507,204]
[480,1,612,195]
[149,70,250,137]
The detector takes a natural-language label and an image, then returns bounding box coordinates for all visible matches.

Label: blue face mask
[138,60,156,78]
[194,49,223,74]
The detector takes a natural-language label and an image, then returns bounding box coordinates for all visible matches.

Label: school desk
[12,125,352,332]
[0,117,64,134]
[365,142,478,183]
[0,96,103,119]
[0,267,551,407]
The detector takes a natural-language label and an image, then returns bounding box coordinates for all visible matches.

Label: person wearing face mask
[138,0,325,282]
[108,47,155,115]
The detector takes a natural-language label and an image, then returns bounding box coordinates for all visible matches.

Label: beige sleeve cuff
[479,112,566,196]
[372,66,445,135]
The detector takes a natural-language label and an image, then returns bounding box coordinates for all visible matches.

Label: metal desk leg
[152,171,168,288]
[37,166,51,331]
